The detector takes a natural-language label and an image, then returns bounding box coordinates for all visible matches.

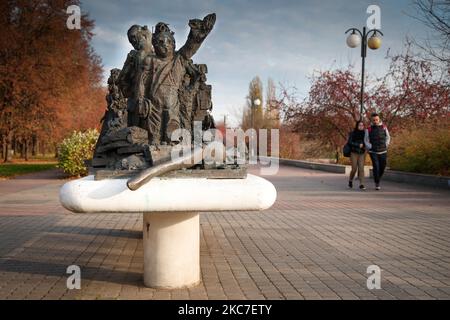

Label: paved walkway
[0,165,449,299]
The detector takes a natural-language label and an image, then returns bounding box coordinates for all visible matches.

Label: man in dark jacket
[364,113,391,190]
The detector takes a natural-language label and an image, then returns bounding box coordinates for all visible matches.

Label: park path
[0,165,449,299]
[0,168,68,216]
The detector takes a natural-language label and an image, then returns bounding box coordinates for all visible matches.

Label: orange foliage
[0,0,105,160]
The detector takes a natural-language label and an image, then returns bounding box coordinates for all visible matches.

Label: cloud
[81,0,429,126]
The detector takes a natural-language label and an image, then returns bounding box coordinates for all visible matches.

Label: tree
[0,0,104,161]
[265,78,281,129]
[241,76,282,130]
[281,45,450,162]
[242,76,264,130]
[409,0,450,66]
[370,43,450,129]
[282,69,362,161]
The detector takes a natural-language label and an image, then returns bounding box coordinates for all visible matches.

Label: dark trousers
[369,152,387,184]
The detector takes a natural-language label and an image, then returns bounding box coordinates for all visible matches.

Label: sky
[80,0,430,126]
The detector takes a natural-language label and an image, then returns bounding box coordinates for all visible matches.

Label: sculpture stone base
[143,211,200,288]
[59,174,276,289]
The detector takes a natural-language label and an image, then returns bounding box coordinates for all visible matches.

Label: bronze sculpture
[91,14,245,186]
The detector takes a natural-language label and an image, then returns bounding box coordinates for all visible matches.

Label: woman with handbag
[347,121,366,190]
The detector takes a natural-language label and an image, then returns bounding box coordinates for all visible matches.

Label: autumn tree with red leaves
[281,45,450,162]
[371,44,450,128]
[0,0,105,161]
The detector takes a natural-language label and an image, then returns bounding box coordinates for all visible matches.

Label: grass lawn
[0,163,57,178]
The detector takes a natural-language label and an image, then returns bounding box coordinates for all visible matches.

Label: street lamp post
[252,98,261,130]
[251,98,261,159]
[345,26,383,120]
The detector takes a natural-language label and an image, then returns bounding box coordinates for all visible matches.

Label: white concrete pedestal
[143,212,200,288]
[59,174,276,289]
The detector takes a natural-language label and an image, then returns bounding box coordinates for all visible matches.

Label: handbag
[343,132,352,157]
[343,143,351,157]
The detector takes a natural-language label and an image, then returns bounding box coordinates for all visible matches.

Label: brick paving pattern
[0,166,449,299]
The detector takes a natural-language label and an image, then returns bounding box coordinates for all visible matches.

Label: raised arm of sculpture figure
[179,13,216,60]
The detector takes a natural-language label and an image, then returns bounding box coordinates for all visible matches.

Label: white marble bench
[59,174,277,289]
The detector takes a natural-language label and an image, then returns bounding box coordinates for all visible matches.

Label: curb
[259,156,350,174]
[370,169,450,190]
[259,156,450,190]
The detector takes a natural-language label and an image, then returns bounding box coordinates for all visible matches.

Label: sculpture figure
[144,13,216,144]
[92,13,230,178]
[118,25,154,134]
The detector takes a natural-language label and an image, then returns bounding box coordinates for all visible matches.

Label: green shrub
[57,129,99,177]
[389,124,450,176]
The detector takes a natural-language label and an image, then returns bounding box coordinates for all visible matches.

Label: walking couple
[347,113,391,190]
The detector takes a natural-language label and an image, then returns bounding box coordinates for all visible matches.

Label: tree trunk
[13,136,17,158]
[24,139,29,161]
[335,146,340,164]
[32,134,37,156]
[20,140,25,159]
[54,142,58,158]
[4,131,13,162]
[1,135,5,160]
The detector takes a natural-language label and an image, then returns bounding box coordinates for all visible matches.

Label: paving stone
[0,165,449,299]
